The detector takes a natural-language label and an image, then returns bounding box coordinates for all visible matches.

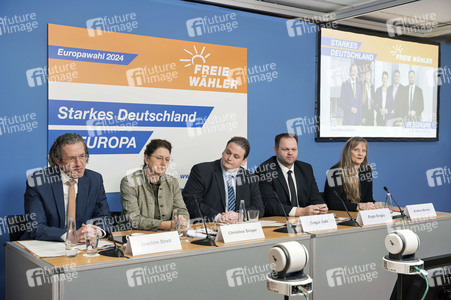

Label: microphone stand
[97,203,124,257]
[334,191,360,227]
[384,186,409,220]
[190,195,217,247]
[273,191,297,233]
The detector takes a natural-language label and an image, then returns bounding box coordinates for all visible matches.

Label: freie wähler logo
[326,263,378,288]
[426,167,451,187]
[179,46,238,90]
[0,13,38,36]
[186,13,238,37]
[390,43,433,64]
[226,264,273,287]
[86,13,138,37]
[125,263,178,287]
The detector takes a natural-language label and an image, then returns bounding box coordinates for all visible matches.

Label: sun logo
[390,44,403,56]
[180,45,211,67]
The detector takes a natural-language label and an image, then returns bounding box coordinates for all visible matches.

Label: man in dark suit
[255,133,327,217]
[389,70,408,119]
[339,64,362,125]
[407,70,424,121]
[182,137,264,223]
[23,133,111,242]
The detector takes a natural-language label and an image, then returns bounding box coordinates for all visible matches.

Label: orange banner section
[322,28,438,67]
[48,24,247,93]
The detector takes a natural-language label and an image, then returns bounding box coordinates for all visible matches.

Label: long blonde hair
[338,137,369,204]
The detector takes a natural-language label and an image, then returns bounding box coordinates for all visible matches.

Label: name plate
[405,203,436,219]
[296,214,337,232]
[125,231,181,256]
[216,222,265,243]
[356,208,393,226]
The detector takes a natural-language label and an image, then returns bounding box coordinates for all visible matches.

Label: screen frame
[315,25,441,142]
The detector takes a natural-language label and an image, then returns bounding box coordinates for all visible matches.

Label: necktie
[352,82,356,98]
[227,175,235,212]
[410,86,414,105]
[67,180,76,228]
[287,170,298,207]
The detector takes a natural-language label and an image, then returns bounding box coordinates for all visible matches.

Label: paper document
[18,240,112,257]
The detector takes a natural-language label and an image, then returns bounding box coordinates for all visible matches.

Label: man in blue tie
[182,137,264,223]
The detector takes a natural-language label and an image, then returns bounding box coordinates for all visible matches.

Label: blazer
[407,85,424,121]
[255,156,324,217]
[339,79,362,125]
[361,83,375,126]
[374,86,394,126]
[324,163,375,212]
[23,168,111,241]
[389,84,407,118]
[182,159,264,221]
[120,169,189,230]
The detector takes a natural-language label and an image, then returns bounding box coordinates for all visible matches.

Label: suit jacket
[339,79,362,125]
[23,168,111,241]
[182,159,264,221]
[255,156,324,217]
[324,163,374,212]
[374,86,394,126]
[389,84,408,118]
[407,85,424,121]
[120,169,189,230]
[361,83,375,126]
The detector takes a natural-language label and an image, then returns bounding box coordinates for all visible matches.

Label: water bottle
[65,218,78,257]
[239,200,247,222]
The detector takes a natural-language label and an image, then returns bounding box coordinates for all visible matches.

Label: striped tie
[227,175,235,212]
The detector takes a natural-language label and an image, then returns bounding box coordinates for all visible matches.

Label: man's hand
[318,204,328,214]
[76,224,102,243]
[295,205,327,216]
[218,211,239,224]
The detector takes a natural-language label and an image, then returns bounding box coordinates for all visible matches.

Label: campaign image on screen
[317,28,439,141]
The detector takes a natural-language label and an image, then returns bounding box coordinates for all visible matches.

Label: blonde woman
[324,137,380,211]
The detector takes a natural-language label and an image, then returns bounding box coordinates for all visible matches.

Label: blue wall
[1,0,450,297]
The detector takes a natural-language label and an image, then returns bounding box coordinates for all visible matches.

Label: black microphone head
[383,186,389,192]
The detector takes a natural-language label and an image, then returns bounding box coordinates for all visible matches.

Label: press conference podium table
[6,212,451,300]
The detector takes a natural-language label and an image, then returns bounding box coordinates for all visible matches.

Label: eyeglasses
[62,154,87,163]
[150,155,173,163]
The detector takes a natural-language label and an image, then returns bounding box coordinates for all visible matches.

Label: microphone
[189,195,217,247]
[383,186,408,220]
[333,191,360,227]
[273,191,297,233]
[97,203,124,257]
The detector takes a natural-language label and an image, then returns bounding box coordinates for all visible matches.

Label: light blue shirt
[221,162,239,211]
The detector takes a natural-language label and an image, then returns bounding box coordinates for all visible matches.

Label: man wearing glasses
[23,133,111,241]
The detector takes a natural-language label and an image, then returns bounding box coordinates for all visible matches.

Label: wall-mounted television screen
[317,28,439,141]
